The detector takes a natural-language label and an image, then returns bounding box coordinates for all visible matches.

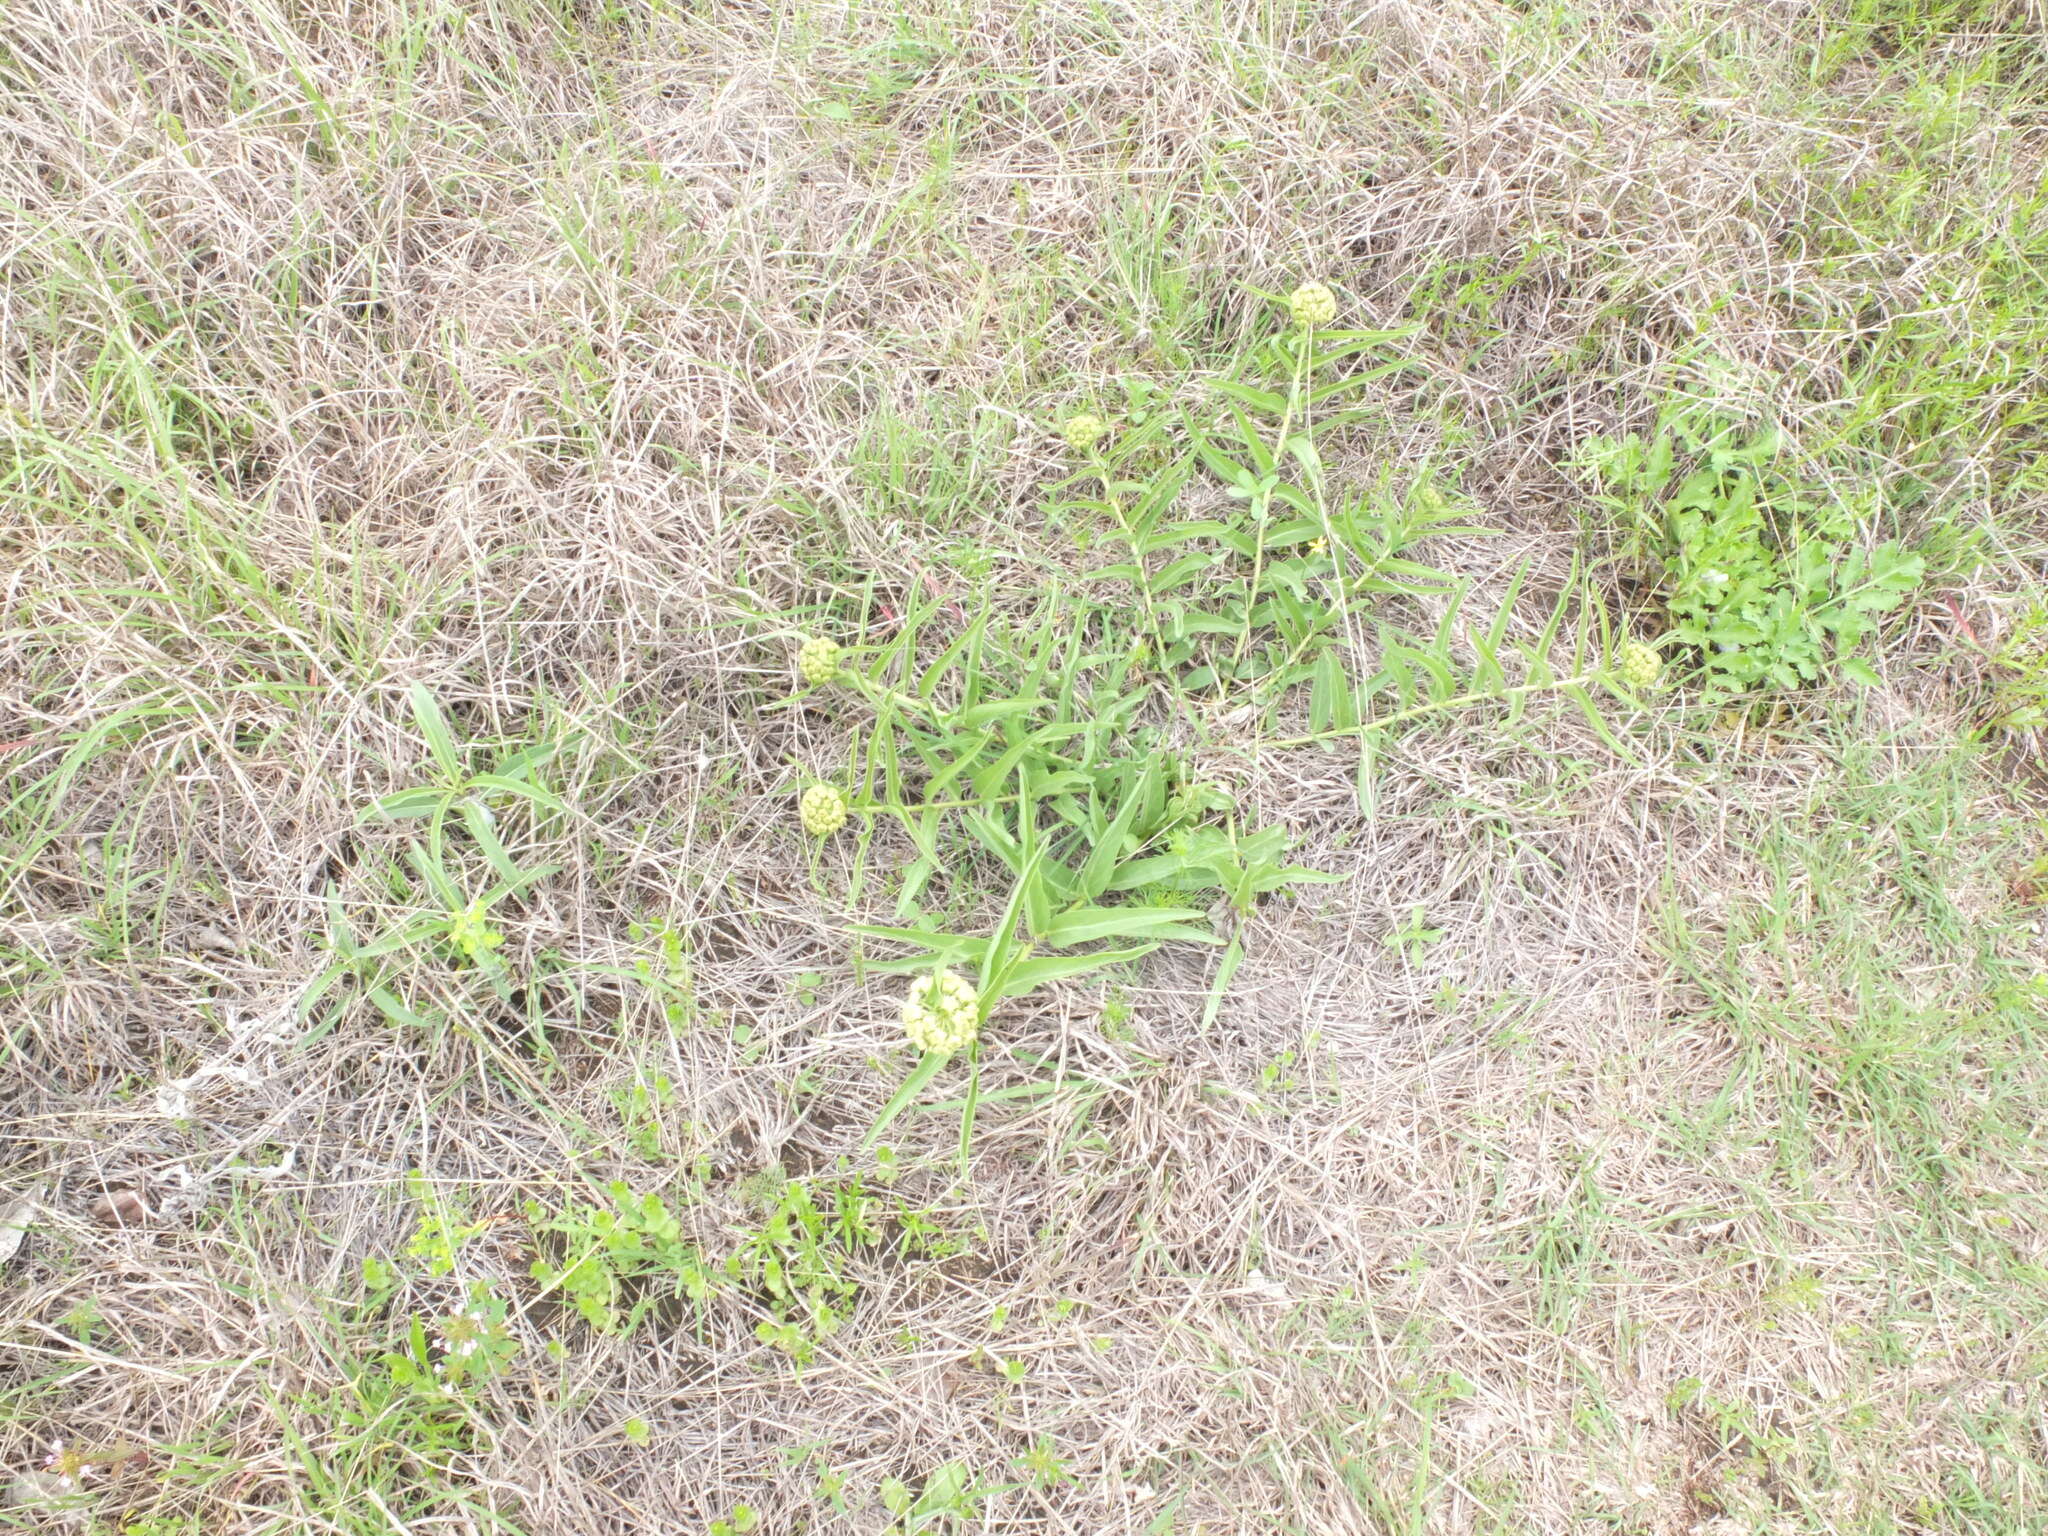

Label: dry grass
[3,1,2047,1532]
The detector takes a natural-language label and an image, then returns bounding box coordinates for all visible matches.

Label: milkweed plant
[767,278,1913,1163]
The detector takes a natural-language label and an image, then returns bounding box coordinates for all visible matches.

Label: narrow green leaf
[995,945,1157,996]
[488,739,565,783]
[863,1051,950,1150]
[368,986,438,1031]
[1017,764,1053,939]
[1101,850,1205,891]
[957,1045,982,1172]
[367,787,453,821]
[956,699,1049,727]
[408,684,463,781]
[1200,934,1245,1031]
[850,925,992,966]
[470,774,568,814]
[1566,683,1640,762]
[405,844,462,907]
[1039,905,1218,947]
[1078,758,1158,900]
[478,862,559,907]
[981,847,1046,995]
[461,800,523,883]
[1212,381,1288,413]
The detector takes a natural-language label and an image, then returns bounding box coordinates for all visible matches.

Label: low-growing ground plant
[525,1169,952,1367]
[777,284,1675,1157]
[307,685,568,1039]
[1576,407,1925,699]
[526,1181,717,1334]
[1976,594,2048,755]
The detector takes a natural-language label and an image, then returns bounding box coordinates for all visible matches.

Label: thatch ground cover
[2,2,2046,1532]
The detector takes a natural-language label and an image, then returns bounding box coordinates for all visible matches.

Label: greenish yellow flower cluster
[1617,640,1664,690]
[1288,280,1337,329]
[1062,413,1106,452]
[799,783,848,838]
[797,635,841,687]
[901,968,978,1054]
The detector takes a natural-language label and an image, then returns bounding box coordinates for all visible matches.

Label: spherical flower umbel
[1062,413,1107,452]
[797,635,841,687]
[901,968,979,1054]
[1288,280,1337,329]
[799,783,848,838]
[1616,639,1664,690]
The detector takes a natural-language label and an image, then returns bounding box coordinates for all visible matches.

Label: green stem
[1225,323,1314,687]
[1269,351,1363,694]
[1256,670,1602,751]
[853,795,1016,819]
[843,672,948,723]
[1095,447,1170,681]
